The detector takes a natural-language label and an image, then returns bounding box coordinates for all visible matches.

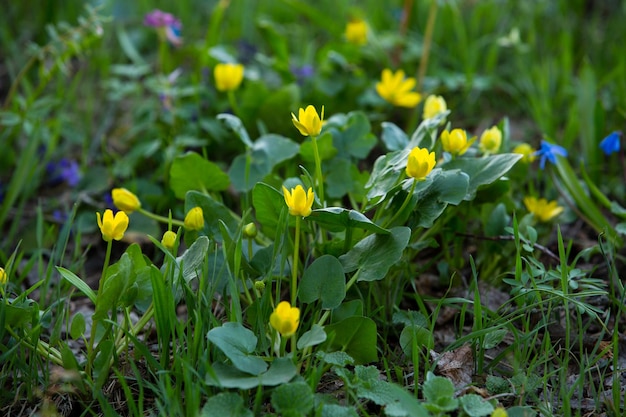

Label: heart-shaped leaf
[207,322,268,375]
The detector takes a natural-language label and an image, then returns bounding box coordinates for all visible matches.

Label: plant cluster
[1,1,625,416]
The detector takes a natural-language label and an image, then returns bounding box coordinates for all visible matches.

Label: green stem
[114,303,155,359]
[228,90,241,118]
[310,135,325,206]
[88,239,112,364]
[417,0,439,91]
[384,179,417,228]
[291,216,301,306]
[7,327,63,366]
[138,207,185,228]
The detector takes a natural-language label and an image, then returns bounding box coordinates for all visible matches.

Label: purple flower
[600,131,621,156]
[534,140,567,169]
[290,64,315,85]
[144,9,181,29]
[46,158,81,187]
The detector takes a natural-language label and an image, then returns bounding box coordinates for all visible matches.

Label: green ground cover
[1,1,625,416]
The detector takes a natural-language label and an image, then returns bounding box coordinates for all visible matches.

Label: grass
[1,0,626,416]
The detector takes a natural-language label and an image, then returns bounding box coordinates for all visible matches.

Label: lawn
[1,1,625,416]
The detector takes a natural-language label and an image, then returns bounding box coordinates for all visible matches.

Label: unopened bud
[243,222,257,238]
[254,281,265,293]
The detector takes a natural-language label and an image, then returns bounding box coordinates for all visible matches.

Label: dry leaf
[430,344,473,388]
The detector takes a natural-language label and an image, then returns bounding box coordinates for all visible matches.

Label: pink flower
[143,9,181,29]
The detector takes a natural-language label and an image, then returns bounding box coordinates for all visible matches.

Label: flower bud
[243,222,257,239]
[112,188,141,213]
[184,207,204,231]
[161,230,177,250]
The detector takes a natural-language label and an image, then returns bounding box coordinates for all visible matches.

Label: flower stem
[291,216,301,306]
[88,238,112,372]
[138,207,185,228]
[228,90,240,118]
[384,179,417,228]
[311,135,325,206]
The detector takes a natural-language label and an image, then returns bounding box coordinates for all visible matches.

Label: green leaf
[70,312,86,340]
[408,111,449,149]
[483,328,507,349]
[459,394,494,417]
[320,404,359,417]
[309,207,389,234]
[57,266,96,303]
[324,316,378,364]
[258,84,300,133]
[365,149,411,204]
[174,235,210,284]
[170,152,230,199]
[93,339,115,391]
[410,169,470,228]
[207,322,268,375]
[1,300,36,327]
[271,382,314,416]
[339,227,410,282]
[206,357,296,389]
[0,111,21,126]
[422,372,458,412]
[392,310,428,327]
[441,153,522,200]
[325,158,366,199]
[252,183,285,239]
[316,351,355,367]
[299,255,346,309]
[297,324,327,349]
[399,325,434,356]
[200,393,253,417]
[351,366,429,417]
[60,344,80,372]
[326,111,377,159]
[217,113,253,147]
[229,134,299,192]
[507,406,537,417]
[93,252,135,321]
[332,300,363,323]
[381,122,409,151]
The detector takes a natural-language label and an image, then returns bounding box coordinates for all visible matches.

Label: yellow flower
[96,209,129,242]
[0,267,7,285]
[112,188,141,213]
[441,129,475,156]
[422,95,447,119]
[345,18,368,45]
[479,126,502,155]
[292,105,324,137]
[161,230,177,250]
[270,301,300,337]
[214,63,244,92]
[376,69,421,108]
[491,408,508,417]
[513,143,536,163]
[184,207,204,231]
[523,197,564,222]
[406,147,436,180]
[282,185,315,217]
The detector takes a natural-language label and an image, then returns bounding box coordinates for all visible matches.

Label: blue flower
[290,64,314,85]
[534,140,567,169]
[600,131,621,156]
[46,158,81,187]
